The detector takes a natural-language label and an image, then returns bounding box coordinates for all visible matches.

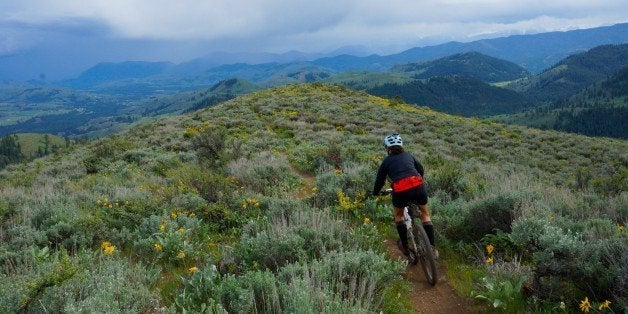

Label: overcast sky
[2,0,627,57]
[1,0,627,80]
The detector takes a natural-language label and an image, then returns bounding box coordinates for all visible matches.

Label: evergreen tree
[0,134,23,168]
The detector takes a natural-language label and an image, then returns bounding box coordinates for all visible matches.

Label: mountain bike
[381,188,438,285]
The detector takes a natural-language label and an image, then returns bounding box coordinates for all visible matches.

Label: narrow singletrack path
[385,239,475,314]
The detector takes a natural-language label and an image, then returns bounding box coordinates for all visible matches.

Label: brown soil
[385,239,475,314]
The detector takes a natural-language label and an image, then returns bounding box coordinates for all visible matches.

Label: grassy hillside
[15,133,67,158]
[391,52,530,83]
[498,66,628,138]
[0,84,625,312]
[506,44,628,102]
[324,71,414,89]
[367,76,533,117]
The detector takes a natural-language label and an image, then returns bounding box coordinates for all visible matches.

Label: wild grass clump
[314,163,373,211]
[278,250,404,311]
[0,250,160,313]
[234,200,378,270]
[227,151,301,195]
[174,251,403,313]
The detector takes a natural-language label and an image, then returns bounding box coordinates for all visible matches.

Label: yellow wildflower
[96,199,101,205]
[598,300,611,311]
[208,242,217,247]
[579,297,591,312]
[486,244,494,255]
[486,256,493,264]
[178,227,185,234]
[188,266,198,274]
[170,211,178,219]
[159,224,166,232]
[177,251,185,259]
[617,224,624,232]
[363,216,371,224]
[153,243,163,251]
[101,241,115,255]
[189,212,196,217]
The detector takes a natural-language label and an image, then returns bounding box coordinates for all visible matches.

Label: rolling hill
[505,44,628,102]
[0,83,625,312]
[497,66,628,138]
[366,76,533,117]
[391,52,530,83]
[63,61,175,88]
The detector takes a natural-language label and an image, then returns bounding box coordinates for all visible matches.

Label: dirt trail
[385,239,475,314]
[287,161,474,313]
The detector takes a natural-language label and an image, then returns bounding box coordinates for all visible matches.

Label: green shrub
[234,201,379,271]
[166,164,236,206]
[190,127,228,167]
[133,211,203,265]
[173,262,227,313]
[474,274,527,312]
[288,143,327,174]
[227,151,301,195]
[218,270,281,313]
[516,218,627,308]
[1,249,159,313]
[314,163,373,210]
[90,136,136,159]
[456,192,525,242]
[278,250,404,312]
[82,155,103,174]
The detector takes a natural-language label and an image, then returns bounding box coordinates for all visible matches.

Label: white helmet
[383,133,403,148]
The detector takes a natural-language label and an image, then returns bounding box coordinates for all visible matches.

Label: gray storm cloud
[1,0,627,53]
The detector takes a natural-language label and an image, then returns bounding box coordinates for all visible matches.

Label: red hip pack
[392,175,423,193]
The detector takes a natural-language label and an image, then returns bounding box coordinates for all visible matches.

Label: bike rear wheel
[412,221,437,285]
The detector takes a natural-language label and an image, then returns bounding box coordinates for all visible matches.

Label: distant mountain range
[312,23,628,74]
[58,23,628,94]
[1,25,627,139]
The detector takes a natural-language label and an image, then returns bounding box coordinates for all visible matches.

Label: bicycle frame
[382,189,437,285]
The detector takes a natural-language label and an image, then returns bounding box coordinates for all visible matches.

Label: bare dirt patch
[385,239,477,314]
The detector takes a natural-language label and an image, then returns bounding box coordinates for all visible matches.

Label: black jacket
[373,152,424,196]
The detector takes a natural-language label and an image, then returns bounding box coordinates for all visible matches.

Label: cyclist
[373,133,437,258]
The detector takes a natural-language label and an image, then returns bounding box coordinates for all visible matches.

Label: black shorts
[392,184,428,208]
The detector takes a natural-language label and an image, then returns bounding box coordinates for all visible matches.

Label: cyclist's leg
[392,194,410,255]
[416,184,436,248]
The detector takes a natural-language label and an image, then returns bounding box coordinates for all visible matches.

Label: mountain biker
[373,133,437,258]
